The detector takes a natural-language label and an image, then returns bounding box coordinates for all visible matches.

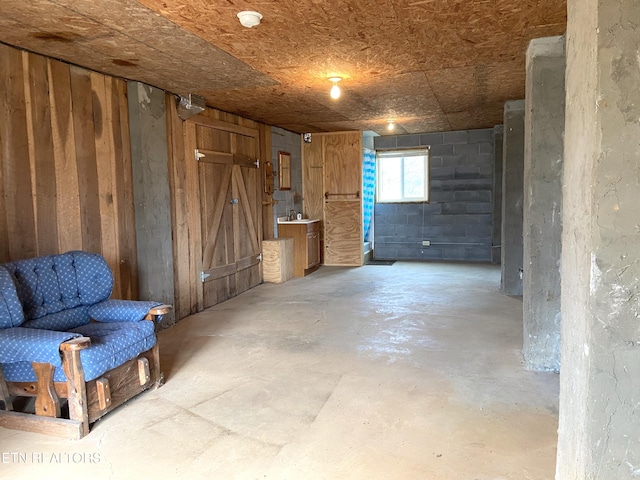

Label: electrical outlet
[422,240,431,246]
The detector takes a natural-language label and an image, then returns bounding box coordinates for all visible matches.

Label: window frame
[375,147,430,204]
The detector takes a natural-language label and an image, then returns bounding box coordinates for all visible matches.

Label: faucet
[289,210,296,221]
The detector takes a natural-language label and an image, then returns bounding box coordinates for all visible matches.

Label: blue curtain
[362,149,376,242]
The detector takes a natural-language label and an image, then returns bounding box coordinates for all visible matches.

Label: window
[376,148,430,203]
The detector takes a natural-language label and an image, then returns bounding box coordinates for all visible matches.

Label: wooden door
[323,132,363,266]
[194,123,262,309]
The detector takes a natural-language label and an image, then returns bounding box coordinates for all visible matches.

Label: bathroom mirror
[278,151,291,190]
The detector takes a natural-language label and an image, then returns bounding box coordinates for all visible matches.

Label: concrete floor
[0,262,559,479]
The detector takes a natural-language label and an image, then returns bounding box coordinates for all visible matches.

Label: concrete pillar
[557,1,640,477]
[491,125,504,264]
[522,37,565,372]
[500,101,525,295]
[127,81,175,328]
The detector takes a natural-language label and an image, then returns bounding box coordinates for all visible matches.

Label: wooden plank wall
[302,137,324,229]
[0,44,138,300]
[166,95,268,320]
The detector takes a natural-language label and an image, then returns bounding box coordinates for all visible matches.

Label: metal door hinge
[257,253,262,262]
[195,149,205,162]
[200,271,210,282]
[254,159,260,168]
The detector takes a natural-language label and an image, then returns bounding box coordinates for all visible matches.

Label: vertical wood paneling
[70,65,102,254]
[91,72,119,296]
[259,123,273,240]
[115,78,138,300]
[0,44,11,262]
[302,137,325,226]
[184,121,203,312]
[25,53,58,256]
[0,46,37,261]
[166,93,191,319]
[2,48,38,258]
[48,59,82,254]
[0,45,138,300]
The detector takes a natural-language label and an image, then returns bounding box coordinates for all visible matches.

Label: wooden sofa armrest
[59,337,91,352]
[145,304,173,319]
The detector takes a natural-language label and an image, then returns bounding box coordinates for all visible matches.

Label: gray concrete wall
[491,125,504,264]
[271,127,302,237]
[556,1,640,477]
[522,36,565,373]
[373,129,494,262]
[127,82,175,328]
[501,101,525,295]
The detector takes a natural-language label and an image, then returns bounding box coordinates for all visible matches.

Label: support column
[128,82,175,328]
[491,125,504,264]
[557,1,640,477]
[500,101,525,295]
[522,36,565,372]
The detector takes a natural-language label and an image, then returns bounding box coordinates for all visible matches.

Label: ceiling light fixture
[328,77,342,99]
[237,11,263,28]
[387,121,395,131]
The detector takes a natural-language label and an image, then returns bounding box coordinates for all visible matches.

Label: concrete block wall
[373,128,494,262]
[271,127,302,237]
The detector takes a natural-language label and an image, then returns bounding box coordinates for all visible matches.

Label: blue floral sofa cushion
[0,267,24,328]
[89,299,161,323]
[1,322,156,382]
[0,251,163,383]
[3,251,113,331]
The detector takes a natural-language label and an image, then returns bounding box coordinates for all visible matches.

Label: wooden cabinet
[278,221,321,277]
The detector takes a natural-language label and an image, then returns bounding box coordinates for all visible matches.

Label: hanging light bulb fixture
[328,77,342,99]
[387,121,395,131]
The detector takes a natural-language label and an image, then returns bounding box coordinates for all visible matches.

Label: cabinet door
[307,232,320,268]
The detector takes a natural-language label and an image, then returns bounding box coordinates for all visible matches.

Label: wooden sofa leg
[32,362,60,418]
[0,367,13,411]
[138,358,150,386]
[152,344,164,388]
[61,338,91,437]
[96,379,111,410]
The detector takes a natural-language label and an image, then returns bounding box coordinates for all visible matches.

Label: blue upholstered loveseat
[0,251,170,438]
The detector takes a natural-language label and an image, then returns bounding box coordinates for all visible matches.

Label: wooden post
[61,337,91,437]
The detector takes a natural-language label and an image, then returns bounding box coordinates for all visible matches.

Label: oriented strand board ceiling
[0,0,566,135]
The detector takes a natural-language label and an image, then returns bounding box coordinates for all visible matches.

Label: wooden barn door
[192,121,262,309]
